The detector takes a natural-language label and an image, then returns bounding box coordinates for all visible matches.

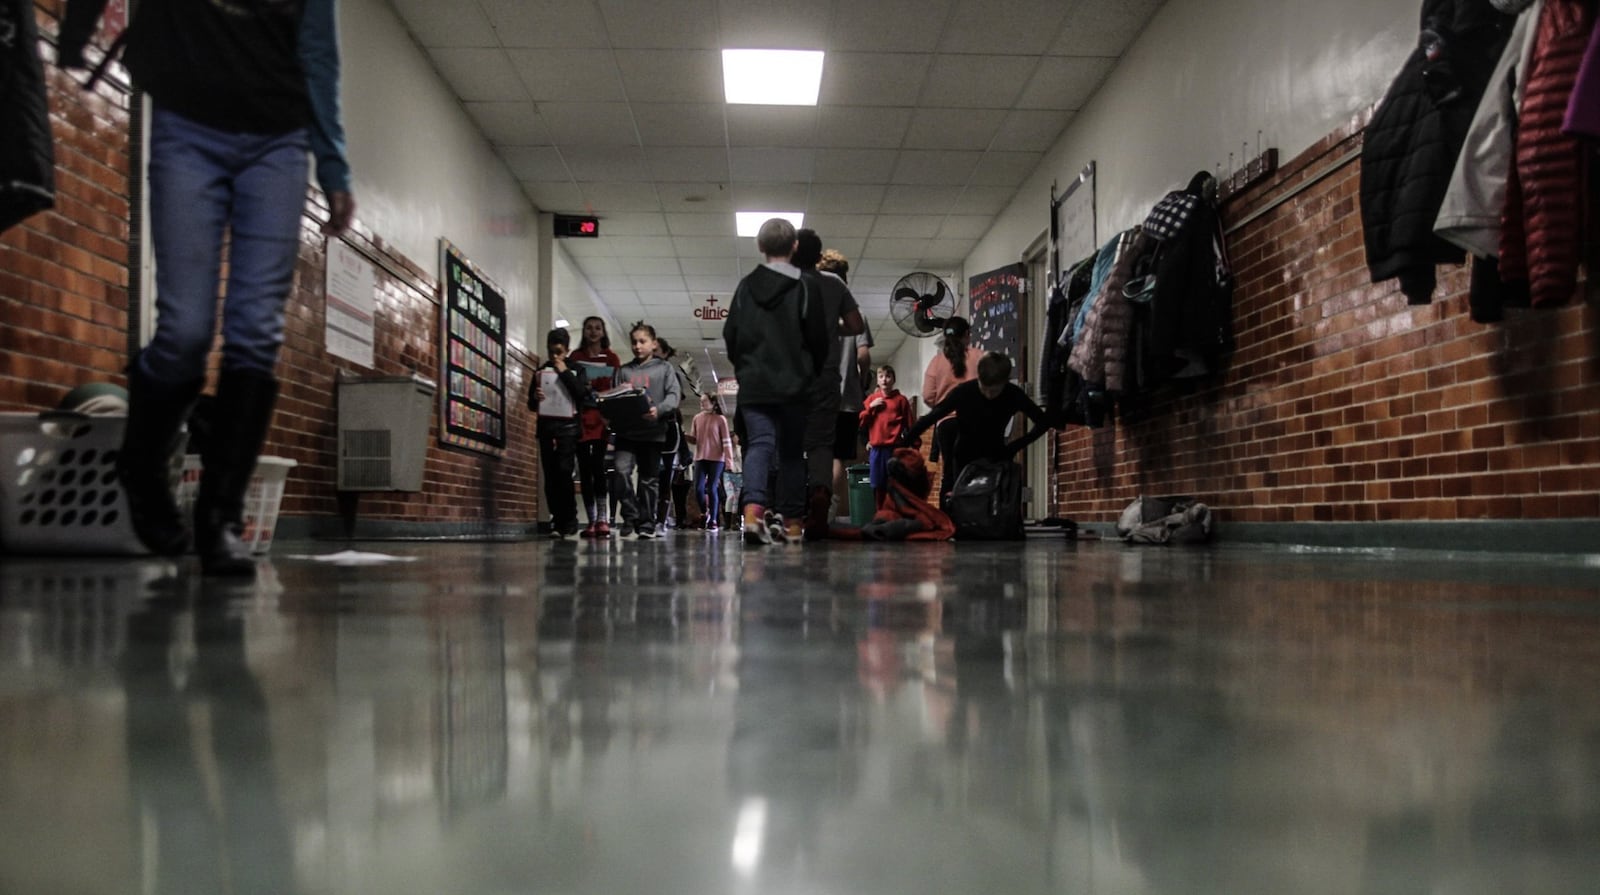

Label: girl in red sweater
[859,365,913,508]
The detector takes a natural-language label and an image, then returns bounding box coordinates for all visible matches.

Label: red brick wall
[1051,112,1600,524]
[2,3,542,529]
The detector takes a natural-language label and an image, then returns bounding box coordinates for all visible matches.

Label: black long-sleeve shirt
[906,380,1051,462]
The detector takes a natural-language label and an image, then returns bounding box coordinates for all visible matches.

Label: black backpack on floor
[947,460,1024,541]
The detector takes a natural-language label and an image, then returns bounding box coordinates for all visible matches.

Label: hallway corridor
[2,536,1599,894]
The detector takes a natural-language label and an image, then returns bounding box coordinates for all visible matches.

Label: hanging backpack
[946,460,1025,541]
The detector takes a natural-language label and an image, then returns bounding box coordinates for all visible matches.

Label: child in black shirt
[903,352,1051,491]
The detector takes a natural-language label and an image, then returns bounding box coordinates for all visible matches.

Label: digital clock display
[554,214,601,238]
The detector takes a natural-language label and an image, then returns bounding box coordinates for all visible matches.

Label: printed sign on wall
[324,238,376,368]
[439,239,507,454]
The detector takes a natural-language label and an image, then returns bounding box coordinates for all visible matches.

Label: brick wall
[1050,111,1600,524]
[2,2,542,531]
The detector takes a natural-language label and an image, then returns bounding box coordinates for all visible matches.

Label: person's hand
[645,405,658,421]
[322,191,356,236]
[868,397,884,411]
[534,386,546,402]
[551,346,568,373]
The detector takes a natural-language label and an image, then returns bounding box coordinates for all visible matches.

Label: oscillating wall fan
[889,271,958,338]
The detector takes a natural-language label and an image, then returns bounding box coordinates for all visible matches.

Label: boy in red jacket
[859,365,913,509]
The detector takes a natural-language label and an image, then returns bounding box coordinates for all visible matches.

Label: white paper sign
[537,369,575,418]
[325,239,376,367]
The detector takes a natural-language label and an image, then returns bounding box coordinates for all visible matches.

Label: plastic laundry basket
[177,455,297,554]
[0,411,182,555]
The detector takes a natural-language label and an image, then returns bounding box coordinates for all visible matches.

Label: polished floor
[2,533,1599,894]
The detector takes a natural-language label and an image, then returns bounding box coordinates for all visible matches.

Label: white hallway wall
[891,0,1416,400]
[339,0,589,354]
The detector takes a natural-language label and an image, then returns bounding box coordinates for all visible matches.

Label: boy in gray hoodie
[723,218,829,544]
[609,322,682,539]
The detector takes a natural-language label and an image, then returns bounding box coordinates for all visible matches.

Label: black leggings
[576,439,609,521]
[935,418,961,505]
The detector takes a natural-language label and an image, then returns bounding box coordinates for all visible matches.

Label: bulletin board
[968,263,1026,374]
[1053,160,1097,282]
[439,239,507,454]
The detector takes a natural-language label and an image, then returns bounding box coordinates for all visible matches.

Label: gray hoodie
[615,355,682,442]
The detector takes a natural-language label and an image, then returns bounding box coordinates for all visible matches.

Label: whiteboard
[1054,161,1097,279]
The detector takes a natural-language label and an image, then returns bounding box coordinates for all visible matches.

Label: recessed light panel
[722,49,825,106]
[735,211,805,237]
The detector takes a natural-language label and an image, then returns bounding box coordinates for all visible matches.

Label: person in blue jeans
[61,0,355,576]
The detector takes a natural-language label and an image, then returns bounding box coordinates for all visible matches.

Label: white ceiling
[389,0,1166,376]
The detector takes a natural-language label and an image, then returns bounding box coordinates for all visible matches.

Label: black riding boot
[117,363,202,556]
[195,370,279,577]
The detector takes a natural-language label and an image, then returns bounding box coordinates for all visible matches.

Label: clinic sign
[694,295,728,320]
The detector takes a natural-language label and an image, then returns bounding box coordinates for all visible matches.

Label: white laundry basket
[177,454,297,554]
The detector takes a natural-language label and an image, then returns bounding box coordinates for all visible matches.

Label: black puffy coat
[1,0,54,233]
[1360,0,1513,304]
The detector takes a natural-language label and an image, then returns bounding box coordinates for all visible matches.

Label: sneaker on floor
[742,506,772,546]
[783,520,805,543]
[549,528,568,540]
[765,510,789,544]
[579,522,597,539]
[593,521,612,539]
[636,526,657,540]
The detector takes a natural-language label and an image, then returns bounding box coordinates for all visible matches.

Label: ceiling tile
[716,0,833,49]
[803,213,877,238]
[521,181,586,212]
[564,146,649,182]
[937,215,994,239]
[729,149,815,183]
[673,236,743,257]
[657,182,735,211]
[581,183,663,211]
[855,260,916,276]
[620,259,683,277]
[632,103,727,147]
[730,182,810,209]
[969,151,1044,187]
[813,149,899,184]
[605,236,679,257]
[666,213,737,236]
[615,50,724,104]
[1052,0,1166,57]
[806,183,886,214]
[480,0,610,48]
[599,0,720,48]
[880,185,962,214]
[596,212,670,236]
[891,150,982,185]
[637,290,692,306]
[938,0,1071,55]
[585,273,635,289]
[597,288,639,303]
[815,106,912,149]
[922,238,977,264]
[685,275,733,292]
[679,257,739,276]
[829,0,954,52]
[644,147,730,183]
[629,274,689,290]
[992,109,1072,152]
[427,48,526,102]
[904,108,1008,150]
[951,185,1019,216]
[922,55,1037,109]
[540,103,640,146]
[465,102,553,145]
[562,237,613,256]
[500,146,570,181]
[507,49,628,103]
[391,0,497,47]
[1018,56,1117,110]
[819,53,931,107]
[726,107,819,149]
[870,215,943,238]
[865,237,933,258]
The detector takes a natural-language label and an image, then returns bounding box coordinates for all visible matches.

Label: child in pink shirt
[686,394,734,530]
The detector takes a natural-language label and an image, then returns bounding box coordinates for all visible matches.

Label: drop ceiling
[389,0,1167,376]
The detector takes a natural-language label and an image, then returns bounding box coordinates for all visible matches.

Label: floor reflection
[1,541,1598,894]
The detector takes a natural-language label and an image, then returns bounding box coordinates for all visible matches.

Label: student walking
[685,395,734,531]
[723,218,828,545]
[859,365,913,510]
[569,316,621,537]
[609,323,681,540]
[531,327,587,539]
[60,0,355,577]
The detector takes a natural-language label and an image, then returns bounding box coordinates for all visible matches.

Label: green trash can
[847,464,874,526]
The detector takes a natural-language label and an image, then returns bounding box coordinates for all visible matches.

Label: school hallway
[2,534,1598,895]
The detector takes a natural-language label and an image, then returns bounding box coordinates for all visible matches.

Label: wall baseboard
[1076,519,1600,556]
[277,516,535,542]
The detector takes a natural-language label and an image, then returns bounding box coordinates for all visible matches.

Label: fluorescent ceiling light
[735,211,804,237]
[722,49,825,105]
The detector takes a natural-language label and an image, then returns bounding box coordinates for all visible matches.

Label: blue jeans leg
[740,403,807,519]
[142,107,308,383]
